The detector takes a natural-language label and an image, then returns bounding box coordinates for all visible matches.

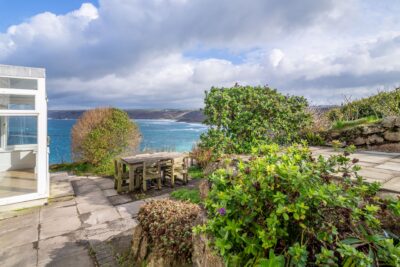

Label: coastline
[48,109,205,123]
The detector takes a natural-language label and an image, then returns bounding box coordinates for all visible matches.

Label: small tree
[200,85,311,155]
[71,107,141,171]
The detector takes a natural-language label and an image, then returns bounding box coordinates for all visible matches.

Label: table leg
[129,166,136,192]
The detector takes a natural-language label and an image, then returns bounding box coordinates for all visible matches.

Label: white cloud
[0,0,400,108]
[269,49,285,68]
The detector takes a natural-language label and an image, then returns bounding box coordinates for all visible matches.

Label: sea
[48,119,208,164]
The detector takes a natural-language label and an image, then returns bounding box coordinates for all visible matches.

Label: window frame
[0,72,48,206]
[0,88,39,152]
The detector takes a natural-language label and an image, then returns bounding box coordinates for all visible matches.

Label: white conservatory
[0,65,48,207]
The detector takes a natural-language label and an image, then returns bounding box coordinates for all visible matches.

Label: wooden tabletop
[120,152,186,165]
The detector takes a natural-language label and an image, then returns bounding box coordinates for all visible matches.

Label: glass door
[0,115,38,198]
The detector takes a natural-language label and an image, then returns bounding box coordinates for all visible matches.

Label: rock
[367,143,400,153]
[131,225,143,259]
[146,253,187,267]
[384,130,400,142]
[353,137,366,146]
[138,235,148,261]
[362,126,384,135]
[382,116,398,128]
[192,233,224,267]
[199,180,210,200]
[367,134,384,144]
[330,131,341,138]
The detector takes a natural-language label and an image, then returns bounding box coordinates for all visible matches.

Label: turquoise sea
[48,119,208,164]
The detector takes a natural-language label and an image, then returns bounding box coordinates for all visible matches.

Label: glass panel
[0,116,37,198]
[0,94,35,110]
[0,77,37,90]
[7,116,38,146]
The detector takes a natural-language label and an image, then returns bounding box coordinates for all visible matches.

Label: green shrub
[71,107,141,175]
[196,144,400,266]
[137,199,201,263]
[190,145,214,168]
[327,88,400,121]
[171,188,201,204]
[199,85,312,155]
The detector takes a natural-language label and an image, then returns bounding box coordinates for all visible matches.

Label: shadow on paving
[42,239,95,267]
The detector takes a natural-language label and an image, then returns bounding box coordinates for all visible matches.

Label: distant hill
[48,109,205,123]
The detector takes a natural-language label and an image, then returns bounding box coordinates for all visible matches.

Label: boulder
[382,116,398,128]
[353,137,366,146]
[384,130,400,142]
[330,131,341,138]
[362,126,384,135]
[138,235,148,261]
[192,233,224,267]
[131,225,143,259]
[147,253,191,267]
[367,134,384,144]
[199,180,210,200]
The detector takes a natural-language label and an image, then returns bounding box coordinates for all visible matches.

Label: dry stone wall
[326,116,400,149]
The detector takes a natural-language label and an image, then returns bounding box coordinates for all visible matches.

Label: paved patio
[310,147,400,193]
[0,173,169,267]
[0,147,399,267]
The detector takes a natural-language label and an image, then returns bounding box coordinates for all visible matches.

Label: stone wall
[326,116,400,149]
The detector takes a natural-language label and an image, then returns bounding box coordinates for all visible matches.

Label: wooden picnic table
[116,152,188,192]
[120,152,186,165]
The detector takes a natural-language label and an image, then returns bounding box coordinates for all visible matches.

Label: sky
[0,0,400,109]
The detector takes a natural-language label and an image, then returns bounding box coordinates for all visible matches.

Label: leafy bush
[327,88,400,121]
[171,188,201,204]
[199,85,312,155]
[71,107,141,174]
[137,199,201,262]
[190,145,214,168]
[196,144,400,266]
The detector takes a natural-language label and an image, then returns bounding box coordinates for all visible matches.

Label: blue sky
[0,0,399,109]
[0,0,98,31]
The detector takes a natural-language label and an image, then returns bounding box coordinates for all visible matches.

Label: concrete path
[0,173,166,267]
[310,147,400,193]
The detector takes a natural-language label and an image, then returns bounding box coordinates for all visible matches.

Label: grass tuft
[188,166,204,179]
[170,188,201,204]
[332,116,381,130]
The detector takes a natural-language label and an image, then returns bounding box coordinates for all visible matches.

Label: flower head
[218,207,226,216]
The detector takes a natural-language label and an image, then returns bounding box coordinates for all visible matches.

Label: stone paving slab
[40,215,82,240]
[108,194,133,205]
[312,147,400,193]
[357,168,398,183]
[116,200,146,218]
[1,242,37,267]
[381,177,400,193]
[0,224,38,250]
[0,211,39,234]
[376,161,400,172]
[40,205,78,222]
[37,234,92,267]
[103,188,119,197]
[80,207,121,226]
